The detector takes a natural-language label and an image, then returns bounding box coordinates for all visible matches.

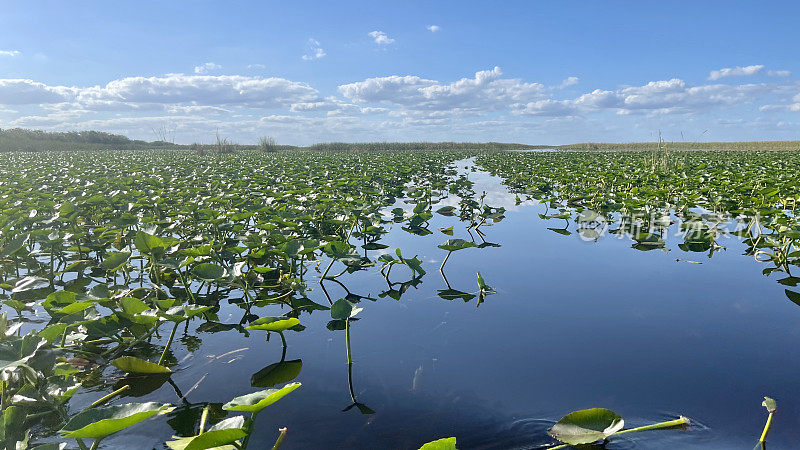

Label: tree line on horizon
[1,127,798,152]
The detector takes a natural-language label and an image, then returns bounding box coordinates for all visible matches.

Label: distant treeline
[0,128,178,152]
[559,141,800,151]
[0,128,541,152]
[4,127,799,153]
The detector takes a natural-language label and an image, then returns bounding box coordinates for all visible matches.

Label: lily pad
[60,402,174,438]
[222,382,301,413]
[548,408,625,445]
[112,356,172,374]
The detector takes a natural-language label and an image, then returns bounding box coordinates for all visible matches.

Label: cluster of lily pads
[476,150,800,304]
[0,149,514,448]
[0,147,792,448]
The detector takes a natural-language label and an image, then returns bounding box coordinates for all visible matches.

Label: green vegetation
[0,127,536,152]
[477,149,800,301]
[0,128,175,152]
[559,140,800,151]
[0,146,796,447]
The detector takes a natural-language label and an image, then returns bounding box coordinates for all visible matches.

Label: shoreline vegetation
[1,127,798,152]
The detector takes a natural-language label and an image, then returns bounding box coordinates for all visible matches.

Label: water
[81,159,800,449]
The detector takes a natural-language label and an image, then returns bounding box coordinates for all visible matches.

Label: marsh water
[77,158,800,448]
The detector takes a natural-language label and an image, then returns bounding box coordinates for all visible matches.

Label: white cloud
[302,39,326,60]
[707,64,763,80]
[247,64,266,69]
[0,79,76,104]
[0,50,21,57]
[3,67,799,145]
[194,62,222,74]
[339,67,545,113]
[368,31,395,45]
[515,78,792,117]
[558,76,579,88]
[0,74,319,110]
[426,25,441,33]
[768,70,791,77]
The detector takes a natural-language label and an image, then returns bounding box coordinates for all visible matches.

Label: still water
[88,159,800,449]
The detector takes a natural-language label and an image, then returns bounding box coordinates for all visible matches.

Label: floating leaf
[60,402,174,438]
[222,382,301,413]
[166,416,246,450]
[192,263,226,281]
[437,239,476,252]
[548,408,625,445]
[246,317,300,332]
[330,299,362,320]
[419,437,457,450]
[112,356,172,374]
[101,251,131,272]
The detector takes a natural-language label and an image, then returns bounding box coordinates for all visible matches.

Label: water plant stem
[158,321,181,366]
[199,405,210,434]
[440,251,452,272]
[759,410,774,443]
[272,427,288,450]
[91,384,131,408]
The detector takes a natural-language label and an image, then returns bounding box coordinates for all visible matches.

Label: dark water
[82,159,800,449]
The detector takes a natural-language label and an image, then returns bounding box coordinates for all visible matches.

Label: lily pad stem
[272,427,288,450]
[91,384,131,408]
[440,251,452,272]
[759,410,774,443]
[158,321,181,366]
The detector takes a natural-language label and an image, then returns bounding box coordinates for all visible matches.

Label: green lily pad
[437,239,476,252]
[112,356,172,374]
[166,416,246,450]
[59,402,174,438]
[419,437,457,450]
[330,299,362,320]
[222,382,301,413]
[192,263,226,281]
[246,317,300,332]
[548,407,625,445]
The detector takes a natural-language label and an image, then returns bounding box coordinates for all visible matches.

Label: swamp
[0,147,798,448]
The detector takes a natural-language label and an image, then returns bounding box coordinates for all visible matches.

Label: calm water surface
[82,159,800,449]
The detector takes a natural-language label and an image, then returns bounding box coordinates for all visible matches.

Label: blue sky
[1,1,798,145]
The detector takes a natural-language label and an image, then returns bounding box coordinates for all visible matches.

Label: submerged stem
[91,385,130,408]
[272,427,288,450]
[158,321,181,366]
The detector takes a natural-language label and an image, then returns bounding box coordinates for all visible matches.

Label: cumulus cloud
[559,76,579,88]
[0,50,21,57]
[426,25,441,32]
[515,77,791,117]
[194,62,222,74]
[3,66,798,144]
[339,67,545,113]
[0,74,318,110]
[368,31,395,45]
[708,64,763,80]
[302,39,326,60]
[0,79,76,104]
